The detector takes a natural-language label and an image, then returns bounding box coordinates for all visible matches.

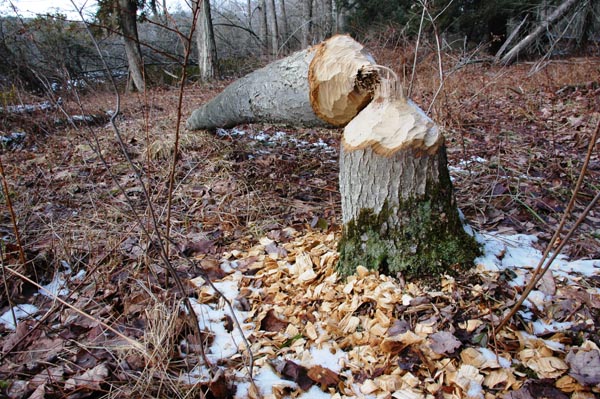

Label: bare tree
[323,0,333,38]
[268,0,279,57]
[117,0,145,92]
[499,0,580,65]
[279,0,289,52]
[195,0,218,81]
[257,0,269,55]
[301,0,313,48]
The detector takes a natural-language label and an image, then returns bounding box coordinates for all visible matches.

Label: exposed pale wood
[187,35,376,130]
[337,71,479,278]
[342,75,441,156]
[308,35,375,126]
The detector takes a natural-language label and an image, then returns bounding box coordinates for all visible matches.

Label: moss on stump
[337,145,480,279]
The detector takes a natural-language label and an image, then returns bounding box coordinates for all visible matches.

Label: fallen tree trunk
[337,70,480,278]
[499,0,579,65]
[186,35,376,130]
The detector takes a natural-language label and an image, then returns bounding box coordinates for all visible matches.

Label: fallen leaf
[565,343,600,386]
[64,363,110,391]
[307,365,340,388]
[280,360,313,391]
[428,331,461,355]
[259,309,288,332]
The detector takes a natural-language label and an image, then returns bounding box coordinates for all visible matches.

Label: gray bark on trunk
[118,0,145,92]
[186,35,374,130]
[258,0,269,55]
[338,143,479,277]
[196,0,218,81]
[337,78,479,278]
[187,48,320,129]
[268,0,279,57]
[301,0,313,48]
[279,0,289,52]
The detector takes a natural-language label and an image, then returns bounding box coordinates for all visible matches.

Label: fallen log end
[308,35,377,127]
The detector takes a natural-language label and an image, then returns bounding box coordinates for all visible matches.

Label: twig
[4,266,146,352]
[496,118,600,331]
[0,245,17,334]
[72,1,215,373]
[165,0,203,255]
[408,3,426,98]
[171,239,255,379]
[0,156,26,267]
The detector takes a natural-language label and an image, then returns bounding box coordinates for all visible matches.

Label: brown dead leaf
[280,360,313,391]
[260,309,289,332]
[307,365,340,388]
[27,384,46,399]
[64,363,110,391]
[565,342,600,386]
[536,270,556,296]
[428,331,461,355]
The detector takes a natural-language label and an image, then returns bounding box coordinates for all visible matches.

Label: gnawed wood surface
[186,35,377,130]
[338,72,479,278]
[308,35,375,126]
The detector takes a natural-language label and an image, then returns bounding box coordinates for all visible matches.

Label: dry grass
[0,42,598,397]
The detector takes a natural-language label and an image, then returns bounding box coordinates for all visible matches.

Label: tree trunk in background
[195,0,218,81]
[117,0,145,92]
[499,0,579,65]
[301,0,313,48]
[334,1,346,33]
[268,0,279,57]
[323,0,333,38]
[338,77,480,278]
[258,0,269,55]
[279,0,289,52]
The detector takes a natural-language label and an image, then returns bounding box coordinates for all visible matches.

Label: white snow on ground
[0,304,39,330]
[184,228,600,397]
[189,272,253,363]
[475,232,599,278]
[215,128,337,155]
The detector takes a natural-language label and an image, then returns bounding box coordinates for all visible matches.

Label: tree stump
[337,73,479,278]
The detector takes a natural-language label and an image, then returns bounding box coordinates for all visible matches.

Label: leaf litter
[0,54,599,398]
[185,227,600,398]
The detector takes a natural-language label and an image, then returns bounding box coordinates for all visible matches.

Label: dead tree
[499,0,580,65]
[186,35,374,130]
[186,36,480,278]
[337,69,479,277]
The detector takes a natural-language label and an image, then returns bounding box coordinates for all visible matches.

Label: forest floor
[0,47,599,399]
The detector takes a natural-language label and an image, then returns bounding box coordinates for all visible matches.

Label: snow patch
[0,304,39,330]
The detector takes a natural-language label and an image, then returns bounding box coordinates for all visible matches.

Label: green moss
[337,181,480,279]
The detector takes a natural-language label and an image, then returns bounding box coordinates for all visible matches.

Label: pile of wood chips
[195,228,600,398]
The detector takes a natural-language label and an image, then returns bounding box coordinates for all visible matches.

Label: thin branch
[5,266,146,352]
[72,0,215,372]
[408,2,426,98]
[0,156,26,267]
[496,118,600,331]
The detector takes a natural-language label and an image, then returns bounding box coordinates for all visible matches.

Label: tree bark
[337,77,479,278]
[301,0,313,48]
[195,0,218,81]
[499,0,580,65]
[186,35,374,130]
[268,0,279,57]
[117,0,145,92]
[279,0,289,52]
[323,0,333,39]
[258,0,269,55]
